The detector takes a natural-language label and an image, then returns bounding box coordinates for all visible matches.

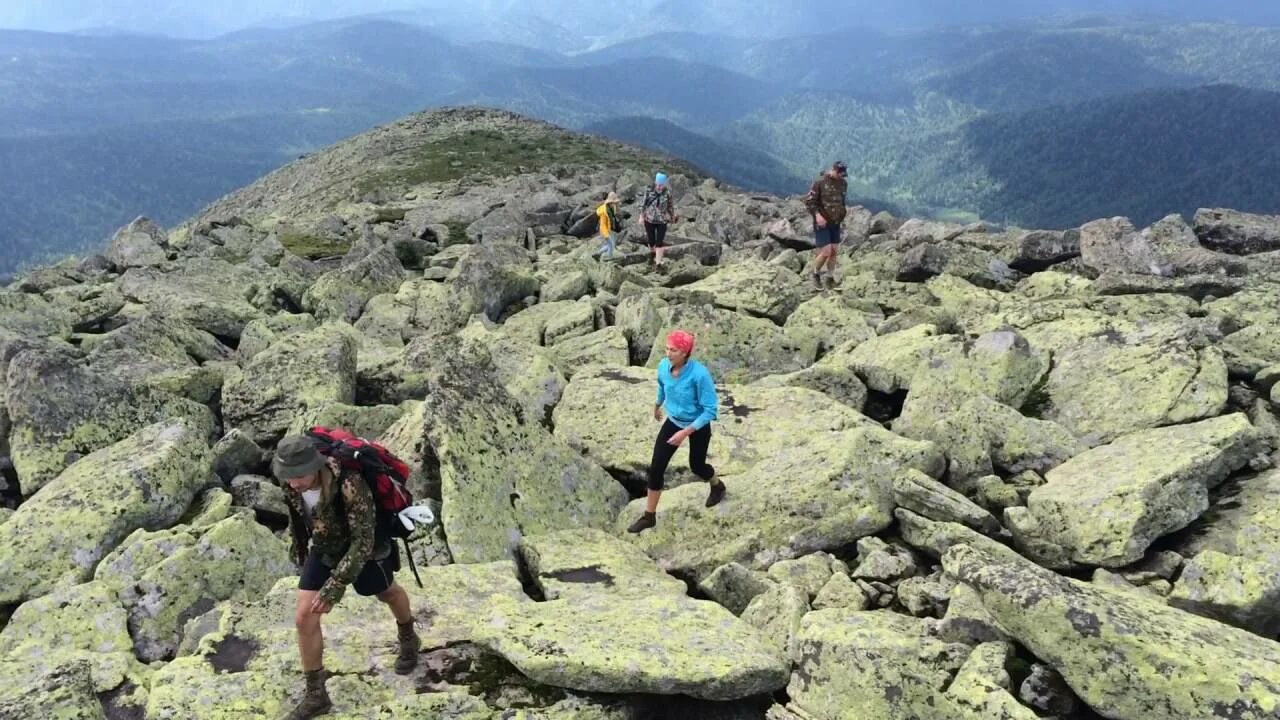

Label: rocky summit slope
[1,106,1280,719]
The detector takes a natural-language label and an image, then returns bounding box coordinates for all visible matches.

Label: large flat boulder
[553,365,873,488]
[1041,326,1227,446]
[945,544,1280,720]
[0,418,212,604]
[617,425,942,581]
[680,260,811,324]
[410,340,628,564]
[147,562,532,718]
[1194,208,1280,255]
[4,349,213,494]
[478,592,788,701]
[221,324,358,444]
[786,609,970,720]
[828,324,963,393]
[644,303,813,384]
[1023,414,1263,567]
[519,528,686,601]
[301,244,405,323]
[115,260,270,339]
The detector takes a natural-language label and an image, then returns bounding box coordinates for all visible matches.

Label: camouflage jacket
[283,459,378,607]
[641,186,675,224]
[804,173,848,225]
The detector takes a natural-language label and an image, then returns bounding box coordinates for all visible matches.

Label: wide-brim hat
[272,435,325,479]
[605,191,621,204]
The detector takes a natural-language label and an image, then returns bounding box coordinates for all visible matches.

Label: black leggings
[644,221,668,248]
[648,420,714,491]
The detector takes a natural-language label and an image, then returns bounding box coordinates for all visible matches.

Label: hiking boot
[280,670,331,720]
[706,480,726,508]
[394,621,421,675]
[810,272,822,289]
[824,274,837,290]
[627,512,656,534]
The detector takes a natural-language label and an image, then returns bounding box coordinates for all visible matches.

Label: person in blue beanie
[639,172,678,267]
[628,329,725,534]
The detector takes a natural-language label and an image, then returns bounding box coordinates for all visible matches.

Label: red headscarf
[667,330,695,355]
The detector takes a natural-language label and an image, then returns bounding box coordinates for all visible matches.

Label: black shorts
[299,542,400,596]
[644,221,668,248]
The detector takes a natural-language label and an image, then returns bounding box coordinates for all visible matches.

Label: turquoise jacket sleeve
[690,366,719,430]
[656,358,668,405]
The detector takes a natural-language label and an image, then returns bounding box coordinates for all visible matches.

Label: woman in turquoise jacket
[627,329,726,534]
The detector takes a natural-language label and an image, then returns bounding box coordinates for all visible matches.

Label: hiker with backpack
[639,172,678,267]
[593,191,624,259]
[627,330,726,534]
[272,431,432,720]
[803,160,849,289]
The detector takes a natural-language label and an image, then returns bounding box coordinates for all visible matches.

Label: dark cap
[272,435,324,479]
[833,161,848,174]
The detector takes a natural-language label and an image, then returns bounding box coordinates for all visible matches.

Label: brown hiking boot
[280,670,331,720]
[627,512,656,534]
[394,621,421,675]
[810,272,822,289]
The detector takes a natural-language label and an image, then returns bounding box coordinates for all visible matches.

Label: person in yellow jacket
[593,192,623,259]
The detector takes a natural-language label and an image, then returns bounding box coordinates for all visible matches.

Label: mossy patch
[277,231,351,260]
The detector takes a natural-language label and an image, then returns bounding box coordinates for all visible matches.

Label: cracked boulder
[1022,413,1263,567]
[0,417,213,604]
[680,259,811,323]
[645,303,813,383]
[409,339,627,564]
[945,543,1280,720]
[518,528,686,601]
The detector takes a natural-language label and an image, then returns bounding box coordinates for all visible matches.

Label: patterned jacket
[641,186,675,224]
[283,458,378,606]
[804,172,848,225]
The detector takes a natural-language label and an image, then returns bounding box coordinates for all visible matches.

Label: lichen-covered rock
[944,543,1280,720]
[0,659,115,720]
[296,242,401,320]
[550,326,630,377]
[411,340,628,564]
[936,583,1007,645]
[897,571,955,618]
[619,426,940,581]
[1222,322,1280,377]
[830,323,963,393]
[645,303,813,383]
[107,216,169,269]
[786,609,970,720]
[479,592,788,701]
[284,400,405,440]
[851,537,919,583]
[4,348,213,494]
[540,269,592,303]
[897,242,1022,290]
[543,300,599,346]
[447,239,541,322]
[1080,214,1247,277]
[811,571,870,611]
[0,418,212,604]
[0,580,148,697]
[236,313,318,364]
[893,469,1001,534]
[1194,208,1280,255]
[115,260,269,339]
[1024,414,1263,567]
[783,293,876,356]
[697,562,777,616]
[944,641,1039,720]
[519,528,686,601]
[1168,550,1280,637]
[740,583,809,661]
[459,319,566,426]
[502,299,581,345]
[221,324,357,444]
[1041,327,1228,446]
[749,363,868,411]
[764,552,842,600]
[681,260,810,323]
[228,475,288,520]
[553,365,872,488]
[93,513,293,662]
[894,509,1025,566]
[148,562,529,719]
[613,292,666,364]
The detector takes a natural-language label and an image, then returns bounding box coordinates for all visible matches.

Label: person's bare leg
[294,590,324,672]
[629,489,662,533]
[377,583,413,624]
[656,246,667,265]
[645,488,662,513]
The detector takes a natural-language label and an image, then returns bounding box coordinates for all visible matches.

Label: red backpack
[304,426,423,586]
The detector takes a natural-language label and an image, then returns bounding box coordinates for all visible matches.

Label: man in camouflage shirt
[803,160,849,289]
[273,435,422,720]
